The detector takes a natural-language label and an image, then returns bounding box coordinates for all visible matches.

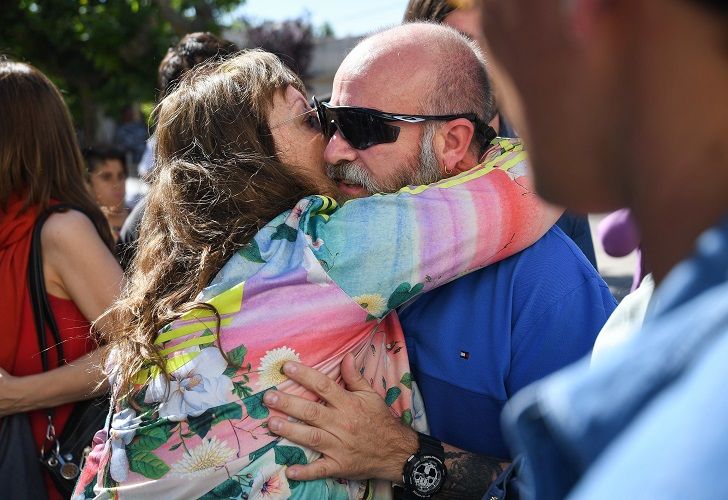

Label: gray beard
[326,123,442,199]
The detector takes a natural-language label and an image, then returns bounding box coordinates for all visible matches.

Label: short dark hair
[157,32,238,100]
[83,144,128,176]
[403,0,456,23]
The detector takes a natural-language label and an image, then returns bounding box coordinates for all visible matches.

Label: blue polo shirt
[398,226,616,459]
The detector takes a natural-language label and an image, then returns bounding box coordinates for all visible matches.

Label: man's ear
[438,118,477,175]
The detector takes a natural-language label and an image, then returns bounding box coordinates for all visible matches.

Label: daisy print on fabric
[353,293,387,319]
[170,436,236,477]
[257,347,301,389]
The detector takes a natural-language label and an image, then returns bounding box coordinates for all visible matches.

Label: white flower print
[257,347,301,388]
[353,293,387,317]
[108,408,142,483]
[250,460,291,499]
[169,436,236,477]
[301,247,330,287]
[144,347,233,421]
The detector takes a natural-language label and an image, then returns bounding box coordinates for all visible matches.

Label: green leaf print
[223,345,248,377]
[271,223,298,242]
[249,440,278,462]
[401,409,413,427]
[227,345,248,368]
[400,372,412,390]
[232,380,254,399]
[187,411,213,439]
[385,387,402,407]
[133,422,173,451]
[387,282,425,310]
[199,478,244,499]
[243,389,271,420]
[274,445,308,490]
[274,445,308,467]
[127,448,170,479]
[239,239,266,263]
[210,402,243,425]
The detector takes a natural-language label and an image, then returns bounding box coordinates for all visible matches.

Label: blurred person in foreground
[71,49,558,498]
[404,0,598,269]
[84,145,130,243]
[0,58,123,499]
[117,32,238,272]
[477,0,728,498]
[258,22,614,499]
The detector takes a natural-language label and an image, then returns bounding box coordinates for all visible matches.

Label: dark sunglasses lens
[334,109,400,150]
[316,103,332,138]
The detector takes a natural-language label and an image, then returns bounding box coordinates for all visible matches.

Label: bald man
[263,23,615,498]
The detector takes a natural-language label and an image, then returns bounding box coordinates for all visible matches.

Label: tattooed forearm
[434,446,510,500]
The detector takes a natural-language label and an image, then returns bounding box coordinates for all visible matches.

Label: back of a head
[157,32,239,100]
[154,49,305,166]
[0,58,113,246]
[112,49,320,399]
[343,23,495,149]
[403,0,455,23]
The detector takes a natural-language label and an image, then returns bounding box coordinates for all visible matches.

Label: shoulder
[41,208,104,253]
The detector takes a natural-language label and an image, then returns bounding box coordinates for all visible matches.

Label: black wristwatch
[399,432,447,498]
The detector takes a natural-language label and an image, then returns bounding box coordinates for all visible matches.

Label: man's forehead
[331,63,428,111]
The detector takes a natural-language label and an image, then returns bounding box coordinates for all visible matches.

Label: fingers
[281,361,347,406]
[267,415,337,453]
[340,353,372,392]
[286,458,339,481]
[264,389,330,425]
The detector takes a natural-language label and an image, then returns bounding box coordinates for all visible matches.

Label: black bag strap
[28,204,76,372]
[27,203,83,453]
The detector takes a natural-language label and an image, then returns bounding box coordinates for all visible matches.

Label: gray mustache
[325,162,379,194]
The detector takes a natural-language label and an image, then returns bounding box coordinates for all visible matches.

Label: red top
[13,292,97,450]
[2,199,99,498]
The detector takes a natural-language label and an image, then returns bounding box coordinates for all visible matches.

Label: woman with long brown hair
[73,49,558,498]
[0,58,123,498]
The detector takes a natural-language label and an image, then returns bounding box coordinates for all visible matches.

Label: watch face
[412,456,445,496]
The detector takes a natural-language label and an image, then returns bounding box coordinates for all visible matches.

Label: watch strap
[416,432,444,459]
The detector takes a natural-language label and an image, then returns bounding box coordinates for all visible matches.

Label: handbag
[28,204,110,498]
[0,413,49,500]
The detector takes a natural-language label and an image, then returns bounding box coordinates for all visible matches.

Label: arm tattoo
[435,448,509,500]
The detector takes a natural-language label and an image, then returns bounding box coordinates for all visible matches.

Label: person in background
[84,145,129,243]
[479,0,728,497]
[0,57,123,499]
[403,0,599,269]
[117,32,239,271]
[113,104,147,167]
[135,32,240,180]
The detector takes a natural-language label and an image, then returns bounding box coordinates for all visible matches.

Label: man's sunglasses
[313,96,495,150]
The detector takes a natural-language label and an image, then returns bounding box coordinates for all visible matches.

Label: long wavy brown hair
[104,50,322,401]
[0,58,113,249]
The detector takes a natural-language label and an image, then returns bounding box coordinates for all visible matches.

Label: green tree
[0,0,241,141]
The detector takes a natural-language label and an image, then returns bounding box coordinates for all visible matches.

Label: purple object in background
[597,208,646,291]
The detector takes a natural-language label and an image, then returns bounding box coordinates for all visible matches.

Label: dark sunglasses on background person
[313,96,497,150]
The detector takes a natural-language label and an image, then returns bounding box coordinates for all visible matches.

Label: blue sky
[231,0,410,37]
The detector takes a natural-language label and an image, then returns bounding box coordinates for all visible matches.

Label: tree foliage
[0,0,241,141]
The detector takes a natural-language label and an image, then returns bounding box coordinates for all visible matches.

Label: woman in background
[0,58,123,499]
